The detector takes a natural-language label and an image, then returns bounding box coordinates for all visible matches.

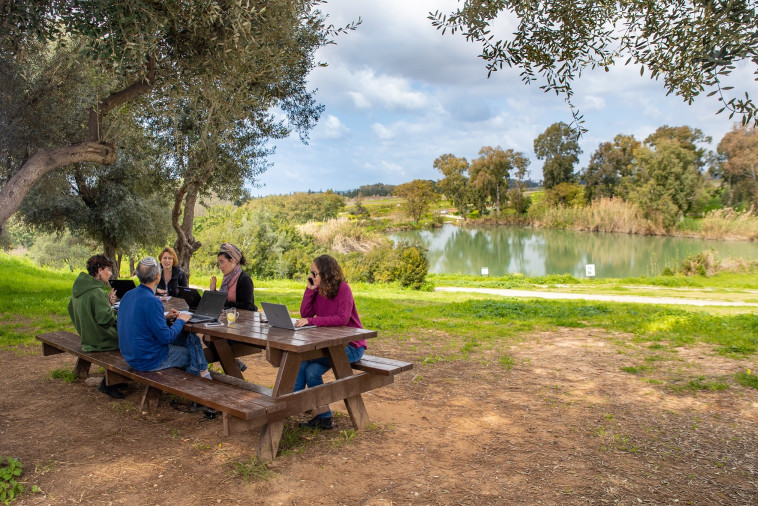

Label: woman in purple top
[294,254,366,430]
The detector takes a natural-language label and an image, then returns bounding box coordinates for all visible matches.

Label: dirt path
[3,328,757,504]
[436,286,758,307]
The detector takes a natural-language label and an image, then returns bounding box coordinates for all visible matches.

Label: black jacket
[225,270,257,311]
[157,266,189,297]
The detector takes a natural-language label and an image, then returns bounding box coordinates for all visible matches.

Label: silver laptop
[186,290,227,323]
[261,302,316,330]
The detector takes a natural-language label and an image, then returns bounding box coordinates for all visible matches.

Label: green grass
[228,457,273,483]
[49,367,77,383]
[0,253,78,347]
[2,252,757,363]
[735,371,758,389]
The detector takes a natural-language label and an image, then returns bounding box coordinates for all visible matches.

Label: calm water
[392,224,758,278]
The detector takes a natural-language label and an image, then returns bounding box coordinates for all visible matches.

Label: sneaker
[235,359,248,372]
[97,378,125,399]
[299,415,333,430]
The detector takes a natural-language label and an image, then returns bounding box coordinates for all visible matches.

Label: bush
[544,183,585,207]
[507,188,532,214]
[678,249,720,276]
[28,232,97,271]
[338,241,428,289]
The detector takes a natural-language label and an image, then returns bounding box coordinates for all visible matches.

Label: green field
[2,253,756,360]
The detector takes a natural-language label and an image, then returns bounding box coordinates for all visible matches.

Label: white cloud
[372,123,395,140]
[348,91,371,109]
[313,114,349,140]
[582,95,606,111]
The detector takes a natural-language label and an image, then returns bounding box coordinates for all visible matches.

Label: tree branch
[88,55,156,141]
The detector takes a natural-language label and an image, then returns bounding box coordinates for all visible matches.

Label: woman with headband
[210,243,257,311]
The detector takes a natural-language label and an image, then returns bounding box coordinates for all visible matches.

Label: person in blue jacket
[117,257,210,378]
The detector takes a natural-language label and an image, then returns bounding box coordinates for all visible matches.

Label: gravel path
[435,286,758,307]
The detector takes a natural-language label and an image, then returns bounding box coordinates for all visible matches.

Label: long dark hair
[314,254,345,299]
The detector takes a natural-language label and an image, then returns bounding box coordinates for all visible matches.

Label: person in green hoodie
[68,254,123,398]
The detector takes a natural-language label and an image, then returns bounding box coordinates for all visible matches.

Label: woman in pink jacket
[294,254,366,430]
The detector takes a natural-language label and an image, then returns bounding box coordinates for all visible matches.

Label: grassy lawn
[428,271,758,305]
[3,252,756,361]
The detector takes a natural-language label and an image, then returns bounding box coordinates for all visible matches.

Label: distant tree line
[337,183,397,198]
[431,121,757,230]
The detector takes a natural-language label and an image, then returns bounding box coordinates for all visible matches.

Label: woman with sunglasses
[294,254,366,430]
[210,243,257,311]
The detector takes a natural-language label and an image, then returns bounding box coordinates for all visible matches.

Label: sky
[254,0,755,196]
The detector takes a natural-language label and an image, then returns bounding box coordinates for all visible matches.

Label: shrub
[678,249,720,276]
[0,456,24,504]
[544,182,585,207]
[338,241,428,289]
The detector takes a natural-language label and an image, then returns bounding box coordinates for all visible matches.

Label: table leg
[207,338,243,379]
[140,385,161,412]
[74,357,91,379]
[257,351,302,462]
[327,345,370,430]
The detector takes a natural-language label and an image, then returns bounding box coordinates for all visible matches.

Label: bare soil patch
[3,328,757,505]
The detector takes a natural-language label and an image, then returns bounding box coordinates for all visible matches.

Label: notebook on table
[261,302,316,331]
[177,287,203,311]
[110,279,136,299]
[185,290,227,323]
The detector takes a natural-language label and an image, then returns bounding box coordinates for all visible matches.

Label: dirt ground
[2,328,757,505]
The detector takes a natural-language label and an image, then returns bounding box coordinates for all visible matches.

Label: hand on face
[307,263,320,290]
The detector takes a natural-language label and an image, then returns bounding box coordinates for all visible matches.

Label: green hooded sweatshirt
[68,272,119,352]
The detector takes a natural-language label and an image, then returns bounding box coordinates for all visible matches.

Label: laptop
[261,302,316,331]
[185,290,227,324]
[178,287,203,311]
[110,279,136,299]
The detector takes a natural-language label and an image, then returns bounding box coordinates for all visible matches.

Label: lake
[392,224,758,278]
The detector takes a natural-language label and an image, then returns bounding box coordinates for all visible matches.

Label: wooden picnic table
[164,297,405,459]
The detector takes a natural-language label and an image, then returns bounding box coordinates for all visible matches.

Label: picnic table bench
[37,304,412,460]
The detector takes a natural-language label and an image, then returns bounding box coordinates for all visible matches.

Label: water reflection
[393,224,758,278]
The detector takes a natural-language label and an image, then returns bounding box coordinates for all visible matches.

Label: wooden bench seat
[351,354,413,376]
[36,331,283,431]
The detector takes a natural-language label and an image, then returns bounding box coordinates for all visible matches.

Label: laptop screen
[110,279,136,299]
[194,290,227,318]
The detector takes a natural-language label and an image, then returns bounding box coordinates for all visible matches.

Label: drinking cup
[227,308,238,325]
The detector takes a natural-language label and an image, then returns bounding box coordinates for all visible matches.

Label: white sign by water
[586,264,596,277]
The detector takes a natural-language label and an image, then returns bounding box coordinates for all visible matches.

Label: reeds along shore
[473,198,758,241]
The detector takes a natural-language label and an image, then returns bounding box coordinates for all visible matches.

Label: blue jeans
[154,333,208,376]
[294,345,365,418]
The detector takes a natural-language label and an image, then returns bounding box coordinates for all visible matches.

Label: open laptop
[110,279,136,299]
[261,302,316,331]
[177,287,203,311]
[185,290,227,323]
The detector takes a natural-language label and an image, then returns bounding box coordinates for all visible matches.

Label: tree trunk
[495,182,501,217]
[129,256,136,278]
[172,181,203,278]
[102,233,119,278]
[0,142,116,233]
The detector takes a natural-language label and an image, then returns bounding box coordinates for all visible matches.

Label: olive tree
[0,0,354,234]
